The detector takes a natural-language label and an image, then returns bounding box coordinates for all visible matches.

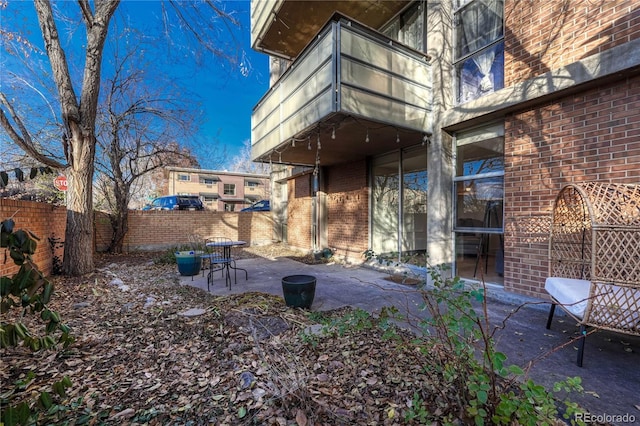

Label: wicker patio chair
[545,182,640,366]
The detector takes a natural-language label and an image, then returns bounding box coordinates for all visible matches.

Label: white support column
[426,0,454,270]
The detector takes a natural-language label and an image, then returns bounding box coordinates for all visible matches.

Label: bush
[362,249,585,425]
[1,218,74,425]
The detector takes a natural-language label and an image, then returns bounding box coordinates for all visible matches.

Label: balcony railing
[251,15,432,165]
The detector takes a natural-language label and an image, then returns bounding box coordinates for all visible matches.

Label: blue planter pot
[175,251,202,276]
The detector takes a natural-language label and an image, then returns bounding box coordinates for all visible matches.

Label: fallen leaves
[1,254,443,424]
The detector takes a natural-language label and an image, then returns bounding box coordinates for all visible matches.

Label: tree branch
[0,92,66,169]
[77,0,94,27]
[33,0,80,141]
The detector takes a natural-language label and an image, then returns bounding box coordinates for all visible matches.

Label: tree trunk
[108,195,129,254]
[33,0,119,275]
[62,151,96,276]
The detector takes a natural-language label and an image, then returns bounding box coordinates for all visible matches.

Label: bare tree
[93,34,208,253]
[0,0,120,276]
[0,0,246,275]
[228,139,271,175]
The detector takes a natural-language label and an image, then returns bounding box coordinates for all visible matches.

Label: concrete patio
[180,256,640,424]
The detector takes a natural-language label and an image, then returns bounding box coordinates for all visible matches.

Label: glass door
[371,153,399,255]
[402,147,428,258]
[371,147,428,262]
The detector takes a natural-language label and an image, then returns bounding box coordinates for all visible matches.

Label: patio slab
[180,257,640,424]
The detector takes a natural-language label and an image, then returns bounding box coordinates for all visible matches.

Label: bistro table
[205,239,248,290]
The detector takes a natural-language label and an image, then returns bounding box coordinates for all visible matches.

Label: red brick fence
[1,199,274,277]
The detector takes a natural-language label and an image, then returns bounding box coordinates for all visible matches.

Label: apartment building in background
[249,0,640,298]
[163,167,270,212]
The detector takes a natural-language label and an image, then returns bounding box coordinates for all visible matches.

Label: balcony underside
[251,0,411,59]
[254,114,428,166]
[251,15,432,167]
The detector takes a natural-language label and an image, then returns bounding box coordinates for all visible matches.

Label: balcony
[251,0,411,59]
[251,14,432,167]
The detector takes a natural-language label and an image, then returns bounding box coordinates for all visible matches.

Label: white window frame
[224,184,236,196]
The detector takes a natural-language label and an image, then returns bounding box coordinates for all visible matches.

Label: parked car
[143,195,204,211]
[241,200,270,212]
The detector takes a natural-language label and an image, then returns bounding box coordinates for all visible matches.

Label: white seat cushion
[545,277,591,318]
[546,277,640,330]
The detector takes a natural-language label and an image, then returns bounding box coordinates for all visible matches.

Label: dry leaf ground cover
[2,248,576,425]
[1,250,438,425]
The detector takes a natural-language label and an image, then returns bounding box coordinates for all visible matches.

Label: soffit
[259,1,410,58]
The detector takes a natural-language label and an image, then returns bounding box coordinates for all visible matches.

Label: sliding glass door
[372,153,400,255]
[402,147,428,255]
[371,147,428,261]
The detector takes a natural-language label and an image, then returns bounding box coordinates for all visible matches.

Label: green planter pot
[175,251,203,276]
[281,275,316,309]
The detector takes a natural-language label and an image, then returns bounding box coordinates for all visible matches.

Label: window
[223,184,236,196]
[202,178,217,185]
[454,0,504,103]
[245,181,260,187]
[177,174,190,181]
[381,1,425,52]
[454,123,504,284]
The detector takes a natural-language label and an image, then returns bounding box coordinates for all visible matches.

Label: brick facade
[503,75,640,297]
[325,160,369,262]
[504,0,637,87]
[498,0,640,297]
[1,199,66,277]
[165,167,269,212]
[285,161,370,263]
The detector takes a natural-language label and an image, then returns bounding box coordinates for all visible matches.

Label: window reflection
[454,124,504,285]
[454,0,505,103]
[371,147,428,262]
[456,41,504,103]
[456,136,504,176]
[381,1,425,52]
[456,178,503,229]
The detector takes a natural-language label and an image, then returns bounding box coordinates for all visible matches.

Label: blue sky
[187,1,270,168]
[1,1,269,170]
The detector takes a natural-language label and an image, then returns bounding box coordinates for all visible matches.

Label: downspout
[312,171,318,252]
[397,153,403,263]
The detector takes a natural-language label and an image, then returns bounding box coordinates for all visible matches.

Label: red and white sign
[53,175,68,192]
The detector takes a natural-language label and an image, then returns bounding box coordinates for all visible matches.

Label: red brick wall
[325,160,369,262]
[287,174,312,251]
[1,199,66,277]
[96,210,275,252]
[503,75,640,297]
[1,199,274,277]
[504,0,639,86]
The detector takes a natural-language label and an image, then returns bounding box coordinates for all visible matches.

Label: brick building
[164,167,270,212]
[249,0,640,298]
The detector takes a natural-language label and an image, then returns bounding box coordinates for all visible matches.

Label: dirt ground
[1,246,581,425]
[1,248,435,425]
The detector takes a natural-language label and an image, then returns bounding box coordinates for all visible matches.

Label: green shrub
[1,218,74,425]
[362,249,585,425]
[153,244,193,265]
